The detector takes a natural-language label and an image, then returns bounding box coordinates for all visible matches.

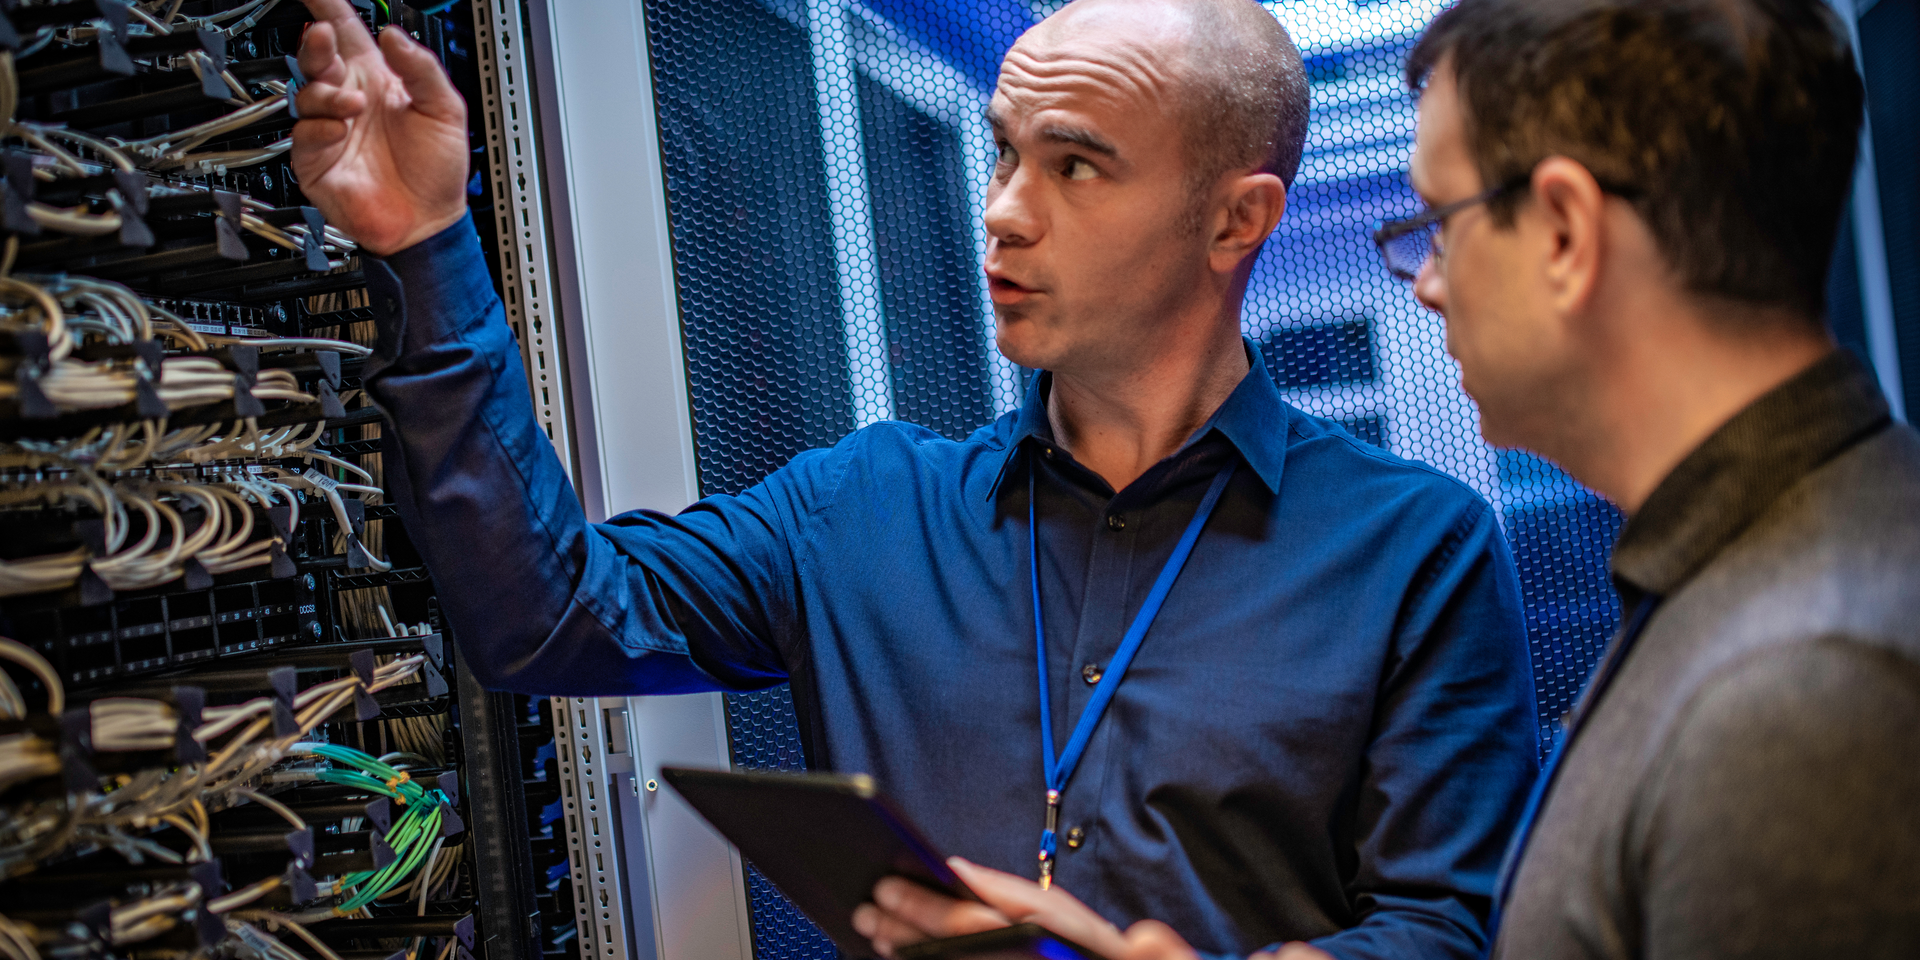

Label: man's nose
[1413,257,1445,314]
[983,167,1041,246]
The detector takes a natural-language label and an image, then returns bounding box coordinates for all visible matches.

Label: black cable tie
[285,827,315,868]
[350,649,381,720]
[181,556,213,591]
[371,828,396,869]
[191,24,230,99]
[2,153,36,236]
[77,563,113,606]
[172,686,207,764]
[365,797,393,835]
[133,375,168,419]
[227,343,260,384]
[112,169,149,216]
[313,349,342,387]
[58,709,98,794]
[191,859,226,900]
[437,800,464,838]
[94,0,132,44]
[132,339,165,378]
[76,901,113,948]
[118,211,155,249]
[15,328,49,366]
[213,187,244,221]
[193,859,228,944]
[342,496,366,540]
[266,502,293,539]
[319,378,347,418]
[214,213,248,260]
[15,365,55,418]
[198,28,228,71]
[421,634,449,698]
[94,0,134,75]
[284,862,317,904]
[75,517,107,555]
[200,63,234,100]
[454,914,477,960]
[231,374,266,417]
[194,905,225,948]
[268,666,298,737]
[227,343,263,413]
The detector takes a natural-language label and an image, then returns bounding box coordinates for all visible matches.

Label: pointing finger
[297,0,379,57]
[378,26,464,124]
[297,20,348,87]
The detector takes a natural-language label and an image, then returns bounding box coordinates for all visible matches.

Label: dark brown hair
[1406,0,1864,317]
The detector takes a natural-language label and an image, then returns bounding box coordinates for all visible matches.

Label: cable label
[302,467,340,494]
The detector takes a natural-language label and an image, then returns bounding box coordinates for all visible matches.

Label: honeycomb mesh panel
[641,1,1626,956]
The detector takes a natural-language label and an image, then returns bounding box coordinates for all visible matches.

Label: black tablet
[658,766,978,957]
[896,924,1108,960]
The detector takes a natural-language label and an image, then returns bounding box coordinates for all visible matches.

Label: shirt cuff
[372,210,499,357]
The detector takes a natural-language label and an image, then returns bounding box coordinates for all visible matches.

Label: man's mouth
[985,268,1036,304]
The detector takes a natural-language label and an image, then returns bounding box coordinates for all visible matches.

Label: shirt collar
[1611,349,1892,601]
[985,337,1291,500]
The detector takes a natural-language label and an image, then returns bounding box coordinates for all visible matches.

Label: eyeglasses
[1370,179,1524,282]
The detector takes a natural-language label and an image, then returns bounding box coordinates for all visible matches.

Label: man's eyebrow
[979,106,1118,158]
[1039,124,1118,157]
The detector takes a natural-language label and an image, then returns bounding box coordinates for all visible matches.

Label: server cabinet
[0,9,571,960]
[507,1,1920,959]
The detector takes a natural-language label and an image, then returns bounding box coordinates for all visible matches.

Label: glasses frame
[1370,177,1527,282]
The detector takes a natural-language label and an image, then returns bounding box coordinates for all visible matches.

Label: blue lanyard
[1028,457,1238,888]
[1486,592,1662,941]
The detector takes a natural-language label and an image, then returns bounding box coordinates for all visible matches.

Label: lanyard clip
[1037,789,1061,890]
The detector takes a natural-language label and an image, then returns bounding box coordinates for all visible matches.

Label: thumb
[379,26,464,123]
[1116,920,1198,960]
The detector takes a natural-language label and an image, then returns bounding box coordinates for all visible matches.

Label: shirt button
[1082,663,1103,685]
[1106,514,1125,531]
[1065,826,1085,849]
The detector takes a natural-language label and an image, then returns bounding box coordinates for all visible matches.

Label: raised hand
[291,0,469,256]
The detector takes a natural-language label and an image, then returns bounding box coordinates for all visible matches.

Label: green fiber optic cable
[292,744,449,911]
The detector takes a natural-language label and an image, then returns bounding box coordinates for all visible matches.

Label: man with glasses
[286,0,1540,956]
[1380,0,1920,957]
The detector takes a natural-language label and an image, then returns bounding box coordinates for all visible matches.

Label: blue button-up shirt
[366,216,1538,959]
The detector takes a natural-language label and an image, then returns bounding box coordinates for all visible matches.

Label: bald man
[288,0,1535,957]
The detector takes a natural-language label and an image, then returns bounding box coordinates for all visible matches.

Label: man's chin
[993,318,1060,372]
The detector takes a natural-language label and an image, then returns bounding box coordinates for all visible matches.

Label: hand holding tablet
[660,767,1108,959]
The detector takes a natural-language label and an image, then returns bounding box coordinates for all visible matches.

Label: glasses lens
[1381,224,1433,281]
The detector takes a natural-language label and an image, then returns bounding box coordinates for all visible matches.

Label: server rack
[0,9,573,960]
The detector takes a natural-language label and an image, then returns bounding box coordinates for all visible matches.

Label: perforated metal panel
[639,1,1628,956]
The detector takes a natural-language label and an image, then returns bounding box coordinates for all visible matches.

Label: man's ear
[1210,172,1286,273]
[1529,156,1607,315]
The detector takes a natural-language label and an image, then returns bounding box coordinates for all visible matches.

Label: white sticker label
[231,923,277,958]
[302,468,340,493]
[185,322,225,334]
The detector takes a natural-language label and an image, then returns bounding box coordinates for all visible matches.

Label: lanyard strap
[1487,592,1662,941]
[1028,458,1237,862]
